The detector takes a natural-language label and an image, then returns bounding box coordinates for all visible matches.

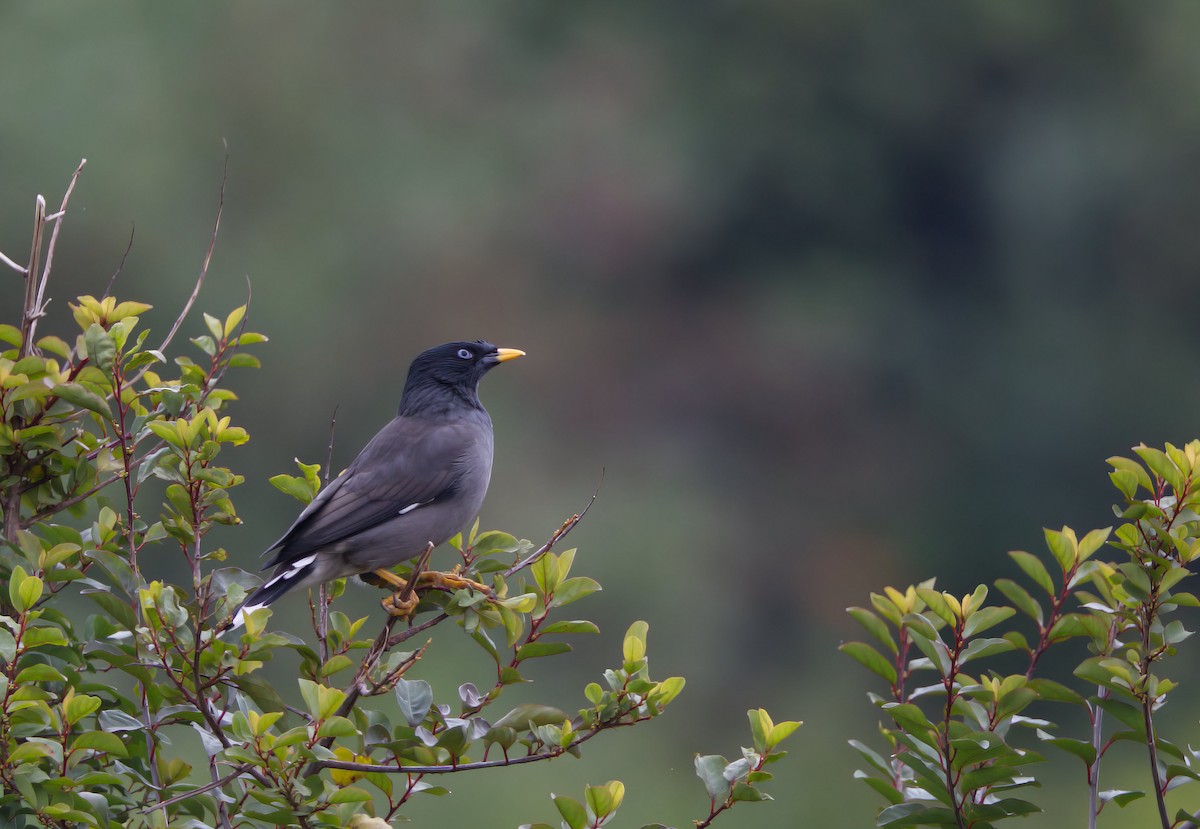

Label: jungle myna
[230,340,524,630]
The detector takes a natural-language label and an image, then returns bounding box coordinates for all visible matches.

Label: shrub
[0,163,798,829]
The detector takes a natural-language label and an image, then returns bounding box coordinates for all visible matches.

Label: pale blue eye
[457,348,472,359]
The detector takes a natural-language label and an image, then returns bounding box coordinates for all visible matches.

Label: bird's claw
[368,565,494,620]
[425,566,494,596]
[381,590,420,619]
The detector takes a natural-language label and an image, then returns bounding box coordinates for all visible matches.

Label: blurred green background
[5,2,1200,826]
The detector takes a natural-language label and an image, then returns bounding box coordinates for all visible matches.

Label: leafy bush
[845,441,1200,829]
[0,164,798,828]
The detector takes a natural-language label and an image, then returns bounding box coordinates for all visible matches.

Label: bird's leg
[420,563,493,595]
[368,568,422,618]
[372,542,434,619]
[363,564,493,619]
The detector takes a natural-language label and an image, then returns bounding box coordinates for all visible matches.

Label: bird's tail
[228,554,319,632]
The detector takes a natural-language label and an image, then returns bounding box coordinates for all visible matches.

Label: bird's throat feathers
[398,380,484,418]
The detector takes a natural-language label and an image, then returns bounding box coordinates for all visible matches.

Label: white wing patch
[397,502,423,515]
[288,553,318,571]
[228,553,320,632]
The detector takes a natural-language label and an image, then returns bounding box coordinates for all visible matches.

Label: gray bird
[230,340,524,630]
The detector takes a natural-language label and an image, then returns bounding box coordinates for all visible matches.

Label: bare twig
[311,723,617,776]
[158,151,228,354]
[324,404,339,484]
[30,158,88,348]
[17,196,46,362]
[104,222,136,298]
[0,247,25,274]
[503,475,601,578]
[145,763,254,811]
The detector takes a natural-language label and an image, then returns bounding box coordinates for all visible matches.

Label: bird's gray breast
[336,411,494,575]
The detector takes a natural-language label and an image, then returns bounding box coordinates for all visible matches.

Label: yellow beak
[494,348,526,363]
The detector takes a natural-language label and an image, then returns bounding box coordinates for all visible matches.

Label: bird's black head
[399,340,525,414]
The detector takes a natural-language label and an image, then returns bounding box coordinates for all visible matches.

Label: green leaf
[1076,527,1112,563]
[623,620,649,664]
[71,731,128,757]
[993,578,1043,625]
[552,577,601,607]
[651,675,686,708]
[915,587,956,627]
[1025,678,1084,704]
[1043,527,1076,574]
[16,664,67,683]
[877,803,957,827]
[84,324,117,371]
[847,606,897,654]
[22,626,68,648]
[768,719,802,749]
[731,782,771,802]
[882,703,935,736]
[64,694,101,726]
[960,637,1017,663]
[1095,697,1146,735]
[35,335,72,360]
[317,716,358,738]
[1099,790,1145,808]
[1134,444,1180,488]
[394,678,434,727]
[1037,730,1097,766]
[9,565,32,612]
[532,553,561,596]
[585,780,624,820]
[695,754,731,799]
[961,605,1015,638]
[540,619,600,636]
[839,641,897,684]
[472,530,521,557]
[0,324,22,346]
[516,641,572,662]
[552,794,587,829]
[494,704,569,731]
[855,770,906,804]
[748,708,772,754]
[1009,550,1056,596]
[329,785,372,804]
[224,305,247,337]
[231,673,288,714]
[266,472,314,506]
[298,678,322,719]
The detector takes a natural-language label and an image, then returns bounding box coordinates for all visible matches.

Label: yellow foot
[365,565,493,620]
[363,566,493,597]
[381,590,420,618]
[424,564,493,596]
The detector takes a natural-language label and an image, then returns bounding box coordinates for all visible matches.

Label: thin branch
[158,150,228,354]
[30,158,88,348]
[146,763,253,811]
[0,247,25,274]
[104,222,136,298]
[324,404,339,484]
[24,473,121,527]
[17,195,46,361]
[312,723,616,775]
[210,758,234,829]
[502,474,601,579]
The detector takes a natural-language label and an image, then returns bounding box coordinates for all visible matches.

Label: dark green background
[4,3,1200,826]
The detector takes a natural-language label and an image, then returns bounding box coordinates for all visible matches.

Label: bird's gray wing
[262,416,478,567]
